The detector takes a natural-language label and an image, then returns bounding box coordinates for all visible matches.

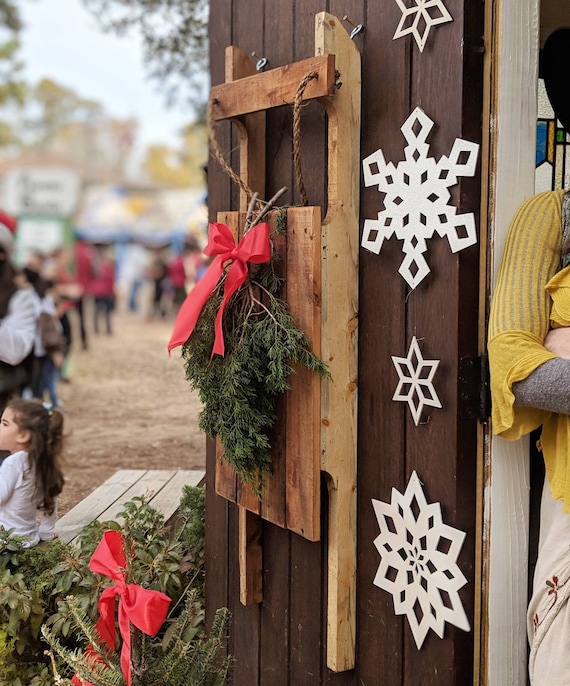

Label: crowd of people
[1,221,206,413]
[0,211,206,548]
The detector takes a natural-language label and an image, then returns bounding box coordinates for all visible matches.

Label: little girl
[0,398,65,546]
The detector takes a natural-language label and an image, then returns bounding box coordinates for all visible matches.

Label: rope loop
[292,71,318,206]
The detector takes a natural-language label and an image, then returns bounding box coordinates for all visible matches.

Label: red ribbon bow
[168,221,271,357]
[72,530,171,686]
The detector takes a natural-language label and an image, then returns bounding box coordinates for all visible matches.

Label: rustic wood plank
[213,211,240,506]
[315,12,360,672]
[211,54,336,120]
[260,228,289,529]
[239,507,264,605]
[259,524,290,686]
[284,206,321,541]
[354,0,409,682]
[289,532,323,684]
[204,0,233,651]
[55,469,144,543]
[148,469,205,520]
[228,502,262,684]
[225,46,266,212]
[96,469,176,523]
[56,469,206,545]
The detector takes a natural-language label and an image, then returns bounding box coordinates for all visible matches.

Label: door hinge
[458,354,490,422]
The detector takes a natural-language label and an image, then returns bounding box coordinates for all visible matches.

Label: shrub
[0,485,232,686]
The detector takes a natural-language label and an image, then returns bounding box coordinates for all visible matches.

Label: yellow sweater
[488,189,570,509]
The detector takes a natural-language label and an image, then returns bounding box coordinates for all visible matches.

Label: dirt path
[57,308,205,515]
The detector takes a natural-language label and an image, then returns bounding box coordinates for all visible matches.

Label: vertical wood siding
[206,1,485,684]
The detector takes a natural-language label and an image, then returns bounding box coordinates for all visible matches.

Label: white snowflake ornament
[372,471,470,649]
[392,336,441,425]
[362,107,479,289]
[393,0,453,52]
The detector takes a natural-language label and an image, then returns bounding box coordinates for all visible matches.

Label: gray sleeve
[513,358,570,414]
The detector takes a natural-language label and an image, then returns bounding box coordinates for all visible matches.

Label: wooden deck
[55,469,205,544]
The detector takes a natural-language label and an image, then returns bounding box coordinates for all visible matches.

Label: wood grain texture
[212,54,336,120]
[205,1,488,683]
[55,470,205,544]
[213,209,322,540]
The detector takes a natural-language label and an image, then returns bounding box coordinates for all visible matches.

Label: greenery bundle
[182,210,329,494]
[0,486,232,686]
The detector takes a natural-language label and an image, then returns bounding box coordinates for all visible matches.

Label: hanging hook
[251,51,268,72]
[342,15,364,39]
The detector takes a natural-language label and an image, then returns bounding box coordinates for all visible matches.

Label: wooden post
[315,12,360,672]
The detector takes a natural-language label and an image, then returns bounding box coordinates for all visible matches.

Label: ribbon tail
[211,262,248,357]
[118,606,133,686]
[168,256,225,353]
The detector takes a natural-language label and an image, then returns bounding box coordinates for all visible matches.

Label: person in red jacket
[90,245,116,335]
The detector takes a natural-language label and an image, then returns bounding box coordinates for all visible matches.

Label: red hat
[0,210,17,258]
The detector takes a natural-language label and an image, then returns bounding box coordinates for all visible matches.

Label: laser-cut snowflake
[393,0,453,52]
[362,107,479,289]
[392,336,441,426]
[372,471,470,649]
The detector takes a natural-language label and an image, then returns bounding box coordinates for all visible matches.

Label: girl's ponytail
[6,399,65,515]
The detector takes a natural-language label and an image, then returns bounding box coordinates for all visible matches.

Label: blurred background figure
[167,248,187,311]
[149,247,168,319]
[0,211,36,418]
[120,239,150,313]
[90,245,116,335]
[74,238,95,349]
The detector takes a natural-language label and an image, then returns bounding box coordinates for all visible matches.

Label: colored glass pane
[537,121,547,165]
[535,81,569,192]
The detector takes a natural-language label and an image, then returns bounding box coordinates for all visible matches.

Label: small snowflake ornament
[392,336,441,425]
[372,471,470,649]
[393,0,453,52]
[362,107,479,289]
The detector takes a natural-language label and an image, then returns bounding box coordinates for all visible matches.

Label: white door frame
[485,0,540,684]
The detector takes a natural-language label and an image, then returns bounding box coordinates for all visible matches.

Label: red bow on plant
[168,221,271,357]
[71,530,171,686]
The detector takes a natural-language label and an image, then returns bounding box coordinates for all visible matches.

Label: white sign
[14,218,65,267]
[1,166,81,217]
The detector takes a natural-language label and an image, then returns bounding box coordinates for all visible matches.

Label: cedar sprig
[182,211,329,494]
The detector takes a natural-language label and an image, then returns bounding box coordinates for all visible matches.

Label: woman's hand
[544,327,570,359]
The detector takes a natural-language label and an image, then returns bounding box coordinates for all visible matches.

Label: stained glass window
[535,78,570,192]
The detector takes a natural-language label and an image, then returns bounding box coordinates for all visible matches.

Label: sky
[18,0,194,152]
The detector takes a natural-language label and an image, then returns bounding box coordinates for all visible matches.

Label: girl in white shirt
[0,398,64,546]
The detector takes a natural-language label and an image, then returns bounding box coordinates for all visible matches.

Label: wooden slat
[211,54,336,120]
[315,12,360,672]
[225,46,266,213]
[96,469,176,523]
[55,469,144,543]
[239,507,264,605]
[258,224,290,528]
[284,206,322,541]
[214,210,321,538]
[56,469,206,544]
[147,469,205,520]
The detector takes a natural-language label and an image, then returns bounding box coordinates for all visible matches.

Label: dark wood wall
[205,1,486,684]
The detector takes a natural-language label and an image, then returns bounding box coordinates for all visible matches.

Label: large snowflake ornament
[392,336,441,425]
[372,471,470,649]
[393,0,453,52]
[362,107,479,289]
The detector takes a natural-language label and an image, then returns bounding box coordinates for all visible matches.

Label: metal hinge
[458,354,490,422]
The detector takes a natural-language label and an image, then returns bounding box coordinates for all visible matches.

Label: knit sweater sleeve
[513,358,570,414]
[488,191,565,439]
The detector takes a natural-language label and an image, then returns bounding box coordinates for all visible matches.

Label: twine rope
[292,71,318,206]
[207,97,257,202]
[207,70,319,211]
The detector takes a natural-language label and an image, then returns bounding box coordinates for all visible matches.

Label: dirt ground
[56,304,206,516]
